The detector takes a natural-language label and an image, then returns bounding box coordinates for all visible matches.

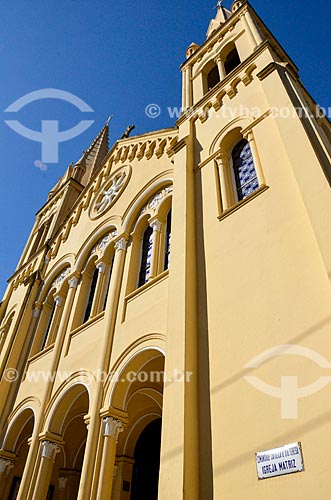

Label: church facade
[1,1,331,499]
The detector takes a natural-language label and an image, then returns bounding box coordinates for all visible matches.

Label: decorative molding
[51,267,71,291]
[139,185,173,217]
[90,230,118,258]
[149,193,163,210]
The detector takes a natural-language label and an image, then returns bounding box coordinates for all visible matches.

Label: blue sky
[1,0,331,298]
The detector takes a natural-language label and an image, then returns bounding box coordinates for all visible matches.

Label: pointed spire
[207,1,232,37]
[73,122,110,186]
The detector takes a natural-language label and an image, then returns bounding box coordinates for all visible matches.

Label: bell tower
[181,0,265,110]
[166,1,331,499]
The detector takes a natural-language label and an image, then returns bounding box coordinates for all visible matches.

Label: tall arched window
[83,267,99,323]
[40,298,57,350]
[232,139,259,201]
[32,291,64,354]
[164,210,172,271]
[102,254,115,311]
[138,226,153,287]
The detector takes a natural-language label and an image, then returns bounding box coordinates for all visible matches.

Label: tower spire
[207,0,231,37]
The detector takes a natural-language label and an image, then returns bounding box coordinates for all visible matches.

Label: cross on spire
[105,115,114,126]
[213,0,224,9]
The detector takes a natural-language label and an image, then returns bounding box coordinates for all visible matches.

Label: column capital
[54,295,63,307]
[96,261,107,274]
[149,218,162,232]
[114,237,128,252]
[68,275,79,289]
[215,54,224,63]
[41,440,61,462]
[215,151,229,164]
[103,417,124,442]
[242,129,254,142]
[59,476,68,490]
[32,303,42,317]
[83,414,91,431]
[0,458,15,476]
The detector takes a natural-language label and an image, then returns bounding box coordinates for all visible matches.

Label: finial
[213,0,224,9]
[105,115,114,126]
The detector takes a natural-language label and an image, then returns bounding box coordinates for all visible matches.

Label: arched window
[138,226,153,287]
[33,291,63,354]
[83,267,99,323]
[0,313,15,351]
[102,255,115,311]
[232,139,259,201]
[40,298,57,350]
[164,210,172,271]
[207,65,220,91]
[28,215,54,260]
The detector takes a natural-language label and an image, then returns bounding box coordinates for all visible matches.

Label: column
[216,153,231,211]
[244,130,266,187]
[77,238,128,500]
[240,11,257,51]
[244,9,263,46]
[149,219,162,279]
[32,441,61,500]
[182,67,187,110]
[96,417,124,500]
[215,55,226,80]
[0,458,15,499]
[185,66,192,109]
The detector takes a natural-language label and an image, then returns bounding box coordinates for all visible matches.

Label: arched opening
[130,418,162,500]
[108,347,165,499]
[43,384,90,499]
[219,42,241,76]
[2,408,35,500]
[224,46,241,75]
[207,65,220,91]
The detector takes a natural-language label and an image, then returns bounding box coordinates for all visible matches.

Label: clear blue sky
[1,0,330,299]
